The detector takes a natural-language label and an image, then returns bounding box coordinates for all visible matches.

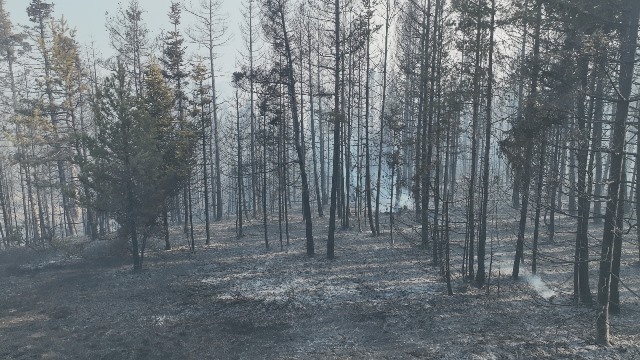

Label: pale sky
[5,0,244,98]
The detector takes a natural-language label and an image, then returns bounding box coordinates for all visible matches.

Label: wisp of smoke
[524,274,556,300]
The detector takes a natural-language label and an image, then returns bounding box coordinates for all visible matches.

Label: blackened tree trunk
[573,52,592,304]
[338,40,346,228]
[201,101,211,245]
[512,0,542,280]
[547,127,561,242]
[513,149,533,280]
[592,67,605,225]
[273,1,314,255]
[356,59,363,232]
[420,0,432,250]
[442,87,454,296]
[568,141,577,216]
[363,1,375,236]
[327,0,341,259]
[235,81,244,238]
[247,0,258,220]
[308,28,323,218]
[512,0,529,210]
[163,207,170,250]
[414,1,428,218]
[263,111,269,249]
[318,38,327,208]
[432,0,444,269]
[278,106,284,250]
[344,40,353,230]
[610,162,626,314]
[374,0,391,236]
[188,177,195,251]
[636,114,640,262]
[532,137,545,275]
[466,0,483,280]
[476,0,495,287]
[596,0,640,345]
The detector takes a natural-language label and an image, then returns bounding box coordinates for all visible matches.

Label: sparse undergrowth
[0,215,638,359]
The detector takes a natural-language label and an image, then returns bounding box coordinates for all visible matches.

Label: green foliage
[51,18,84,100]
[189,61,211,119]
[162,2,188,93]
[27,0,53,24]
[0,0,30,62]
[79,60,195,268]
[10,109,56,165]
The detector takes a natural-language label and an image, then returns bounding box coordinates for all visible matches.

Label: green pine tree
[80,61,195,272]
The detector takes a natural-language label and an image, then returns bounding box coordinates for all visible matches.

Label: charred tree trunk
[364,3,375,236]
[573,51,593,304]
[596,0,639,345]
[532,138,546,275]
[420,0,432,250]
[236,86,244,238]
[308,32,323,218]
[327,0,341,259]
[476,0,495,287]
[374,0,391,236]
[466,0,483,280]
[512,0,542,280]
[270,3,314,255]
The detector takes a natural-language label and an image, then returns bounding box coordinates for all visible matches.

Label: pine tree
[0,0,29,244]
[80,62,195,272]
[27,0,77,239]
[106,0,149,97]
[162,1,191,243]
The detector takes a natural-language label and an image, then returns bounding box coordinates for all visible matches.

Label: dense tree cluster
[0,0,639,344]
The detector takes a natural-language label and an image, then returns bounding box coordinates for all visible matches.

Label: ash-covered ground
[1,214,639,359]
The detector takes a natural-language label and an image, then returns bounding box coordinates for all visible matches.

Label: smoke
[524,274,556,300]
[377,187,415,213]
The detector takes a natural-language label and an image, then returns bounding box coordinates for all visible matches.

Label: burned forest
[1,0,640,358]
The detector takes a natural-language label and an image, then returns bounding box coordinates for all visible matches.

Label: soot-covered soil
[0,215,639,359]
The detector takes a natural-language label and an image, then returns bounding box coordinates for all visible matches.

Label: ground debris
[0,218,638,359]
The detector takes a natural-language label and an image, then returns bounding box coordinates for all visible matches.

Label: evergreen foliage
[79,61,195,271]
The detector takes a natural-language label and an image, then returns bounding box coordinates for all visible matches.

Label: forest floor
[0,212,639,359]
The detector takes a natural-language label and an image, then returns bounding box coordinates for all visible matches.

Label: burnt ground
[0,214,639,359]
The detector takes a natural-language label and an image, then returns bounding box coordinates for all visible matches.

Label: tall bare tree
[186,0,228,221]
[262,0,314,256]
